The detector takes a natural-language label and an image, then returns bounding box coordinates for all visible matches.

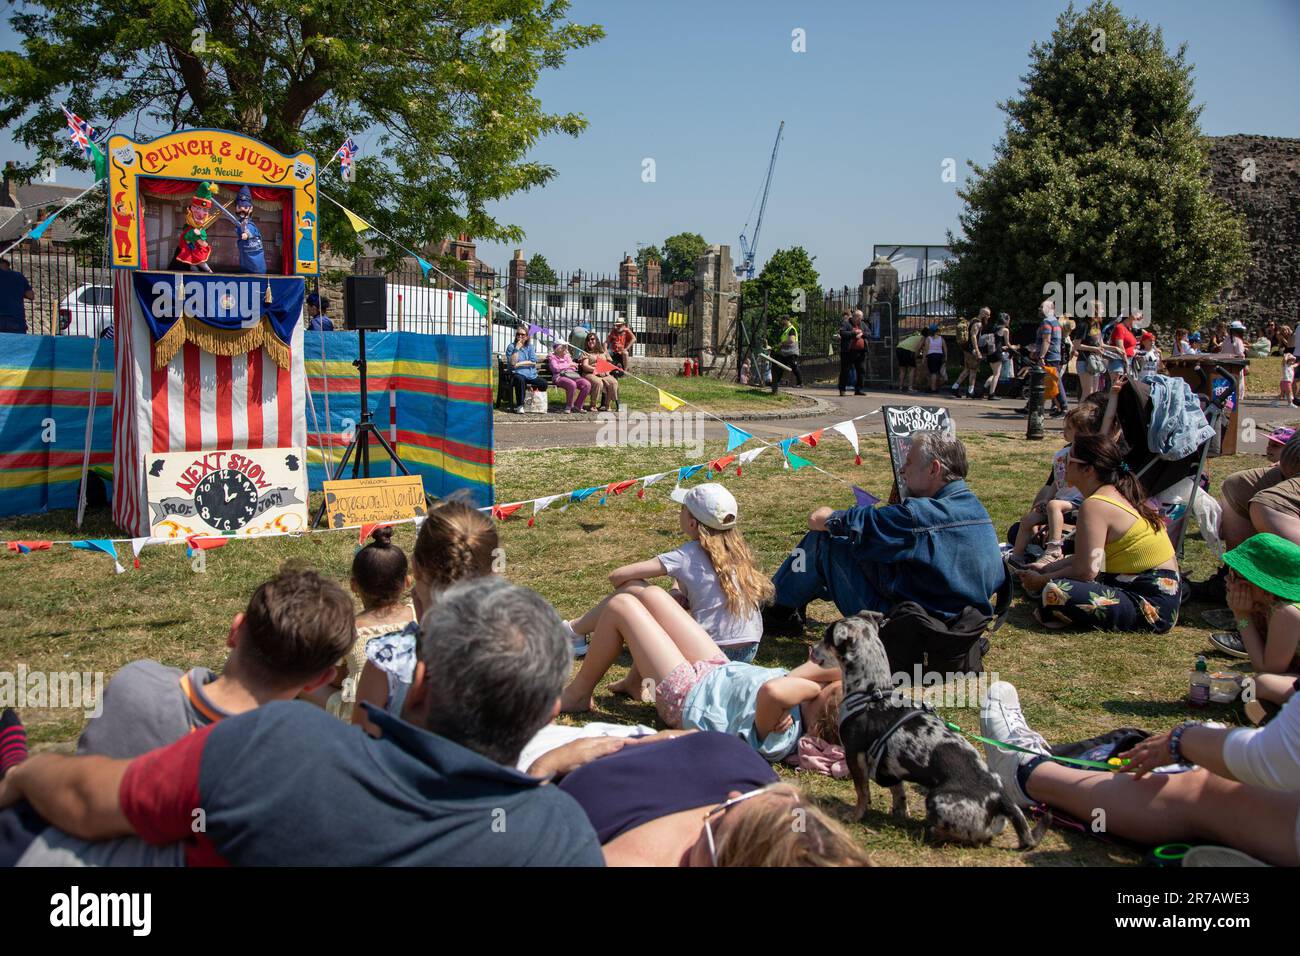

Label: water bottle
[1188,655,1210,707]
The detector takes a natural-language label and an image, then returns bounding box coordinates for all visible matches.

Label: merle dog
[812,611,1045,849]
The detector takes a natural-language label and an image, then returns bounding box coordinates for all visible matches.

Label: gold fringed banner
[152,316,292,371]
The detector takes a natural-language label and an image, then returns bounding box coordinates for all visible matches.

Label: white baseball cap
[669,482,738,530]
[1228,320,1247,331]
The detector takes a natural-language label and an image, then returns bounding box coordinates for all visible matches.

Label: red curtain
[136,178,293,273]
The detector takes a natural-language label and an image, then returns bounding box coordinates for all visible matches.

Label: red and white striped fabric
[112,271,305,535]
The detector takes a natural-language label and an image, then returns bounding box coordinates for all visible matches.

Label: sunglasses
[702,783,789,866]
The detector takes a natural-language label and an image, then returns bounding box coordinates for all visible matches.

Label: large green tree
[944,0,1247,330]
[0,0,603,264]
[524,251,558,285]
[752,245,821,343]
[659,232,708,284]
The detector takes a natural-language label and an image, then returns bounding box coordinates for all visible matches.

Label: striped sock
[0,709,28,777]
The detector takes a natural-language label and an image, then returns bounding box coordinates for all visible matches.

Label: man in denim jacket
[765,432,1005,634]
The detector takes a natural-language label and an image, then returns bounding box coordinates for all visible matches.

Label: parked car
[58,284,113,337]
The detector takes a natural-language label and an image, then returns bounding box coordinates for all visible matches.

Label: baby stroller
[1109,366,1236,559]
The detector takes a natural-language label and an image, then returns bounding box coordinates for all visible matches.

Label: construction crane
[735,120,784,280]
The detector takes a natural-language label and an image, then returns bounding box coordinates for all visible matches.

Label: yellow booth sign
[106,128,318,275]
[322,475,428,529]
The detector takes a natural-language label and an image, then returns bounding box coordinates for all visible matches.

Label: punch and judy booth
[107,129,317,535]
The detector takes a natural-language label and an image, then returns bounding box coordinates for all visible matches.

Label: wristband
[1169,721,1198,765]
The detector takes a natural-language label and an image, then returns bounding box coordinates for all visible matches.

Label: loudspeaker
[344,276,387,331]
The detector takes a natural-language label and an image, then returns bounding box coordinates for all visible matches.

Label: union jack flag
[335,136,359,177]
[61,106,97,160]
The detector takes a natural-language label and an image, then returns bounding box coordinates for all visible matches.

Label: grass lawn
[495,371,805,416]
[0,431,1267,866]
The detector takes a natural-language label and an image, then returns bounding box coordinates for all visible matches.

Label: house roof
[0,182,92,244]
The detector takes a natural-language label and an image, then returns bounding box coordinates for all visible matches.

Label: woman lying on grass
[558,577,841,764]
[980,680,1300,866]
[528,729,869,866]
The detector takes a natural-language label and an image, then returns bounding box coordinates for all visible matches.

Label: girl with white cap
[558,484,843,762]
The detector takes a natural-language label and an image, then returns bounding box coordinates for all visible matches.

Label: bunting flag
[853,486,880,507]
[529,494,563,526]
[638,472,669,498]
[832,420,862,465]
[7,541,52,554]
[594,357,618,375]
[358,522,394,545]
[566,487,601,510]
[658,389,686,412]
[341,205,373,233]
[468,292,489,318]
[28,211,61,241]
[416,257,434,279]
[725,423,753,453]
[72,539,124,573]
[492,502,524,522]
[707,454,736,478]
[800,428,824,448]
[735,446,767,476]
[678,464,704,483]
[605,479,638,499]
[779,438,812,471]
[130,536,152,569]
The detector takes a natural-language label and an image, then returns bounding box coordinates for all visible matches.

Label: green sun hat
[1222,533,1300,602]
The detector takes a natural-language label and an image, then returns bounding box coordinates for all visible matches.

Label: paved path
[493,383,1294,454]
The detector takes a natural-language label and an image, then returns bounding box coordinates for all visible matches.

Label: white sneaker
[562,620,588,659]
[979,681,1050,808]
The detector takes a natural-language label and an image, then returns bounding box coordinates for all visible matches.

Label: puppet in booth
[216,185,268,274]
[171,181,221,272]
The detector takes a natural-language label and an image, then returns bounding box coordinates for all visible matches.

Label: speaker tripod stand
[311,327,430,529]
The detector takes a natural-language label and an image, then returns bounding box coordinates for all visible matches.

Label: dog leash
[840,689,1131,774]
[938,716,1131,772]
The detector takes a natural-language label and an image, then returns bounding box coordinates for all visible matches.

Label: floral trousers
[1040,569,1181,633]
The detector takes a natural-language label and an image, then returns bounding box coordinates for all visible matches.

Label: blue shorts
[720,642,758,664]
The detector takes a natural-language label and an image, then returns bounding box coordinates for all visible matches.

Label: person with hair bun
[1014,432,1181,632]
[352,497,498,733]
[320,525,417,722]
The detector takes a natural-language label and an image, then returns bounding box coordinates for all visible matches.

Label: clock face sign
[146,447,308,538]
[193,469,260,533]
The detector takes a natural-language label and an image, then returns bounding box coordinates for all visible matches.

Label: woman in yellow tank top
[1015,433,1181,632]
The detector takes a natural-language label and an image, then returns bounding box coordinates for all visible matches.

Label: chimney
[643,257,662,294]
[618,253,639,290]
[1,162,19,209]
[508,249,527,311]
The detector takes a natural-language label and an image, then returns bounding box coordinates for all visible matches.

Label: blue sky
[4,0,1298,283]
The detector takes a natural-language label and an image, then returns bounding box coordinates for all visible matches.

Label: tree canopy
[944,0,1247,329]
[752,245,821,339]
[659,232,708,285]
[524,251,558,285]
[1,0,603,264]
